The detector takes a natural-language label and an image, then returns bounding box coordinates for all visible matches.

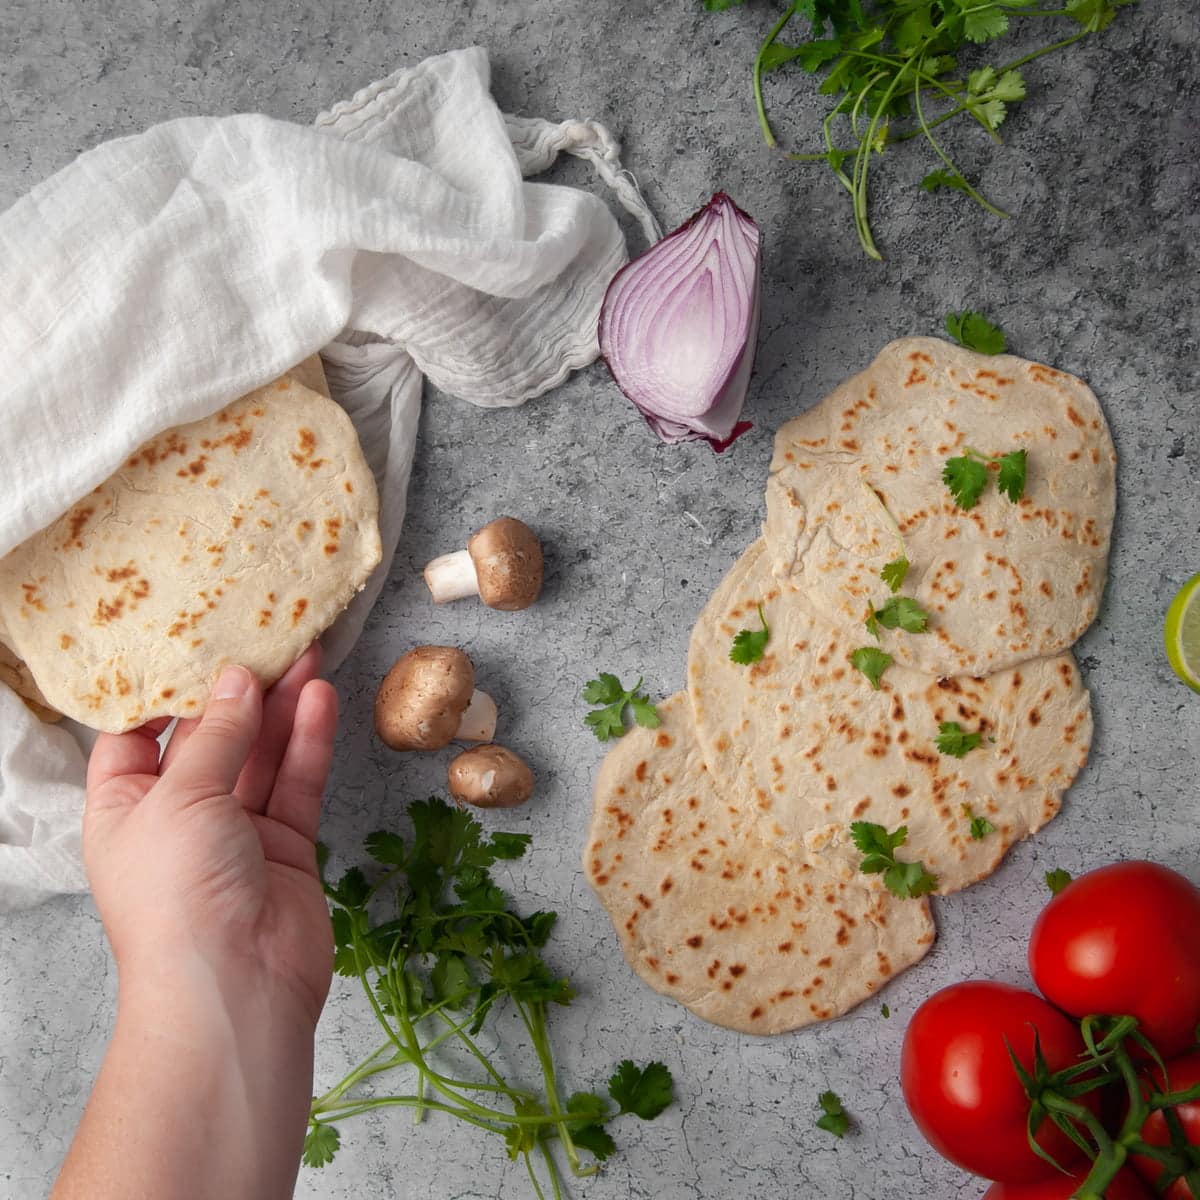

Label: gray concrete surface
[2,2,1197,1198]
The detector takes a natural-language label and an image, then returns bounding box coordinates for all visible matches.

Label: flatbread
[0,640,60,723]
[583,693,936,1034]
[0,373,381,732]
[763,337,1116,677]
[687,541,1092,895]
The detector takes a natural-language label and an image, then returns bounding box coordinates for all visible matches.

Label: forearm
[51,956,316,1200]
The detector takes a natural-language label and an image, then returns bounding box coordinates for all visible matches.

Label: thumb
[160,665,263,805]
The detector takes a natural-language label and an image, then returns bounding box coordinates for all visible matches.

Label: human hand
[83,646,339,1030]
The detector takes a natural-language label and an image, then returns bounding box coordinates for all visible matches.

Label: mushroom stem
[423,550,480,604]
[455,689,497,742]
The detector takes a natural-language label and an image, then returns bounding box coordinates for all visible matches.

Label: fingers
[158,714,200,776]
[265,678,338,844]
[86,725,168,811]
[158,665,263,806]
[233,643,323,813]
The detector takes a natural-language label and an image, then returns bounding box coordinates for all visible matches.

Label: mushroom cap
[466,518,544,611]
[447,744,534,808]
[374,645,475,751]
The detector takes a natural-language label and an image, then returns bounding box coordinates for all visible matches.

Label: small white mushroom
[448,744,534,809]
[423,517,544,611]
[374,646,496,751]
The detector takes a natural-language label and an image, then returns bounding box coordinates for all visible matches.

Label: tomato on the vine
[1028,862,1200,1058]
[983,1167,1152,1199]
[901,981,1095,1183]
[1131,1050,1200,1200]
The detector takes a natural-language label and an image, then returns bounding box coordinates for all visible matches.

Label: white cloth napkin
[0,46,656,911]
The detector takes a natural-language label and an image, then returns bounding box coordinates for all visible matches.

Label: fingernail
[213,665,251,700]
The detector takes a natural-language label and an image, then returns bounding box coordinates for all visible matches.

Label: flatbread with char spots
[583,693,936,1034]
[687,541,1092,895]
[0,370,380,732]
[763,337,1116,677]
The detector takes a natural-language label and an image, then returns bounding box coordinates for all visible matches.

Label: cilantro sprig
[936,721,983,758]
[945,310,1007,355]
[730,603,771,665]
[705,0,1135,258]
[943,446,1027,509]
[308,800,675,1191]
[1045,867,1073,895]
[867,595,930,638]
[961,804,996,840]
[583,673,661,741]
[816,1090,851,1138]
[850,821,939,899]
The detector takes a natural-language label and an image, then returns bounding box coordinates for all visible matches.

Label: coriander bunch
[706,0,1135,258]
[308,799,673,1199]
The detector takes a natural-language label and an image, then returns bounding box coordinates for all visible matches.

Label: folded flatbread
[0,369,380,732]
[764,338,1116,677]
[688,541,1093,895]
[583,693,936,1034]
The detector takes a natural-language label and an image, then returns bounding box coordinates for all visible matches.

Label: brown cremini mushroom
[423,517,543,611]
[374,646,497,751]
[447,744,534,809]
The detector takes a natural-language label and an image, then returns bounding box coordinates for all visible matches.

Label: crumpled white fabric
[0,46,656,911]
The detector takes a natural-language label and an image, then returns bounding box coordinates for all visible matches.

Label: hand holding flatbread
[0,371,380,732]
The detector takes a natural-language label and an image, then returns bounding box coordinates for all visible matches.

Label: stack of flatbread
[0,358,381,733]
[585,337,1116,1034]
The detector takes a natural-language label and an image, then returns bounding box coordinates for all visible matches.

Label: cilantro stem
[515,998,597,1179]
[852,64,909,260]
[998,29,1090,75]
[752,5,796,149]
[913,63,1009,219]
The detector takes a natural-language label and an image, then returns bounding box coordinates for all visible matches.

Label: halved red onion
[599,192,762,451]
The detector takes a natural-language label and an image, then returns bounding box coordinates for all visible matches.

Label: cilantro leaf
[881,1004,891,1018]
[302,1122,340,1168]
[364,830,407,867]
[609,1061,674,1120]
[971,814,996,840]
[571,1123,617,1160]
[961,4,1009,43]
[943,455,989,510]
[816,1090,850,1138]
[582,673,624,705]
[880,556,909,593]
[567,1090,612,1121]
[921,169,973,196]
[584,673,660,740]
[730,604,771,665]
[849,821,939,899]
[996,449,1028,502]
[850,646,893,689]
[1045,868,1073,895]
[872,595,930,634]
[585,704,628,741]
[936,721,984,758]
[1066,0,1135,32]
[864,608,881,641]
[629,694,662,729]
[945,311,1007,355]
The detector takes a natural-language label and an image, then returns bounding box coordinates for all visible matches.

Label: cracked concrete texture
[1,2,1198,1198]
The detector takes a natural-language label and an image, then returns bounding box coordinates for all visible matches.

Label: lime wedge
[1165,570,1200,693]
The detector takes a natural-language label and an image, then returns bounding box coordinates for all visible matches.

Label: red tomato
[1028,862,1200,1058]
[983,1167,1152,1199]
[901,981,1093,1183]
[1131,1050,1200,1200]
